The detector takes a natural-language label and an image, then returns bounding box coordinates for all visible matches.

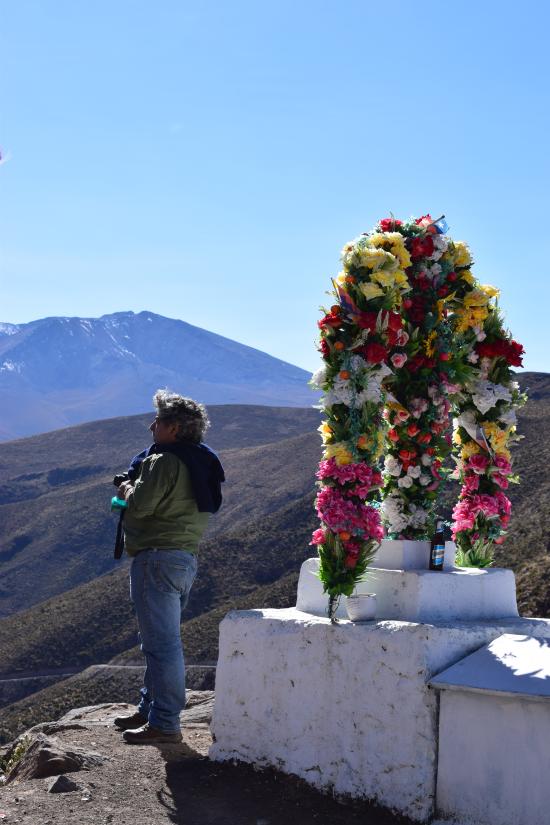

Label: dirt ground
[0,696,413,825]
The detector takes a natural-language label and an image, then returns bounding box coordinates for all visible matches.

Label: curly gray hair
[153,389,210,444]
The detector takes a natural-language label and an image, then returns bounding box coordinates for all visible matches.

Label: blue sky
[1,0,549,373]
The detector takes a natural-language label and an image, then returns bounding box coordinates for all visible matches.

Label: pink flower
[493,455,512,475]
[468,454,490,475]
[316,458,376,486]
[492,473,509,489]
[391,353,408,369]
[463,474,480,494]
[310,528,327,546]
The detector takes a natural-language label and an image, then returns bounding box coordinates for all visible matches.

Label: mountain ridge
[0,310,318,440]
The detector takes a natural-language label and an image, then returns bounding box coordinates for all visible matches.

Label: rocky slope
[0,698,410,825]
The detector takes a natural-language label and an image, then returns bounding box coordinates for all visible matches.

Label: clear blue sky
[1,0,548,373]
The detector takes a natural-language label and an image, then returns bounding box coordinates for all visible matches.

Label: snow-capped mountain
[0,311,316,440]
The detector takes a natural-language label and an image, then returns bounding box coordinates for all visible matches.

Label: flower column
[379,215,456,539]
[446,254,527,565]
[311,231,411,619]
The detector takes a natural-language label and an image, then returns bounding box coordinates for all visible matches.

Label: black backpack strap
[114,511,125,559]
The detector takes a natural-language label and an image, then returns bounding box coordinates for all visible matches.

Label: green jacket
[123,452,209,556]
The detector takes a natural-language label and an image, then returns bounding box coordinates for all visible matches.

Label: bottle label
[432,544,445,567]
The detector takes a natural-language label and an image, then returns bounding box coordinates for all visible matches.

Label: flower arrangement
[311,229,411,618]
[444,250,527,566]
[312,214,526,616]
[376,215,460,538]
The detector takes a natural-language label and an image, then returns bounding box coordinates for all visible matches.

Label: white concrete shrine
[209,543,550,823]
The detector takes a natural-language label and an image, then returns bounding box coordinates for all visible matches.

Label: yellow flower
[424,330,437,358]
[368,232,411,270]
[323,442,353,465]
[453,429,462,446]
[371,269,398,288]
[461,270,475,285]
[374,429,385,459]
[495,448,512,462]
[357,246,391,270]
[367,232,388,248]
[335,271,347,286]
[393,270,410,289]
[482,422,510,453]
[464,289,490,308]
[461,440,481,460]
[481,284,500,300]
[318,421,333,444]
[454,241,472,267]
[359,281,385,300]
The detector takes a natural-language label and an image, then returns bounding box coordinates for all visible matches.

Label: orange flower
[339,531,351,541]
[339,370,350,380]
[334,341,345,351]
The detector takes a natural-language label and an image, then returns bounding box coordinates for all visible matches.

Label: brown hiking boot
[122,723,183,745]
[113,710,148,731]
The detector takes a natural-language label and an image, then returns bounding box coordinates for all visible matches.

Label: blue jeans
[129,548,198,733]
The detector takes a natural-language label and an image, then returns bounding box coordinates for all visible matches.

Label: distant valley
[0,375,549,743]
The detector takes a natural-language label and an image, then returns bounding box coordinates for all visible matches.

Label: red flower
[364,342,389,364]
[318,310,341,330]
[353,310,378,331]
[409,236,435,259]
[388,428,399,443]
[386,310,403,332]
[319,339,330,359]
[379,217,403,232]
[476,338,524,367]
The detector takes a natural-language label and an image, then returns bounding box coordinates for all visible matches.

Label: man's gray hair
[153,389,210,444]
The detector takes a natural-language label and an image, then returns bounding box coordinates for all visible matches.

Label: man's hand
[118,480,134,500]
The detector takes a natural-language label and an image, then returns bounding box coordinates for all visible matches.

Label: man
[113,390,224,744]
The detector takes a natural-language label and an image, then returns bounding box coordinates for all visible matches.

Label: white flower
[349,355,367,373]
[499,408,518,427]
[408,503,429,527]
[419,474,432,486]
[384,455,403,477]
[421,454,433,466]
[468,380,512,415]
[407,464,421,478]
[398,475,414,488]
[467,351,479,364]
[310,366,327,388]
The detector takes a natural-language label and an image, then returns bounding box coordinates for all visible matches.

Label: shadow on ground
[157,752,414,825]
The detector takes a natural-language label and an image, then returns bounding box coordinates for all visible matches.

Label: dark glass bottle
[429,520,446,571]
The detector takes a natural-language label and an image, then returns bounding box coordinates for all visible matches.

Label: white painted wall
[437,690,550,825]
[210,608,550,822]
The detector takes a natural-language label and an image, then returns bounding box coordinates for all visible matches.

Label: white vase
[346,593,377,622]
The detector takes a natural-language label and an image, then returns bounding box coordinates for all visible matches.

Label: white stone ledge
[296,557,518,622]
[210,607,550,822]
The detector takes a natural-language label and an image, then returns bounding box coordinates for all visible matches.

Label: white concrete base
[365,538,457,571]
[209,608,550,822]
[431,634,550,825]
[371,538,431,569]
[296,557,519,622]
